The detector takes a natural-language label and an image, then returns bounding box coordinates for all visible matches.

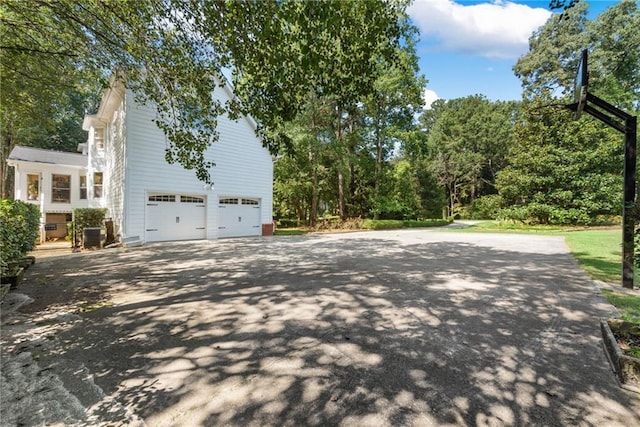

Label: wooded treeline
[276,0,639,225]
[2,0,638,226]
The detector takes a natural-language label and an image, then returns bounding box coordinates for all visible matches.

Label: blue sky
[408,0,619,107]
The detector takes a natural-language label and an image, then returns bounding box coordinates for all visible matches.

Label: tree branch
[0,45,78,57]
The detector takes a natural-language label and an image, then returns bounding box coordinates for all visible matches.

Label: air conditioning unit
[83,227,101,249]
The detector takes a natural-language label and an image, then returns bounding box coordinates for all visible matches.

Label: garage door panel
[146,194,206,242]
[218,197,261,238]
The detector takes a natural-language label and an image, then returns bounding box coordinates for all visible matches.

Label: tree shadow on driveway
[5,232,640,426]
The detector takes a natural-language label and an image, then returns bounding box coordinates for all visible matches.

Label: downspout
[39,178,45,245]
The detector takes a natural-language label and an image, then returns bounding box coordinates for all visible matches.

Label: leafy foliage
[1,0,407,185]
[273,20,427,223]
[72,208,107,247]
[496,96,622,225]
[515,0,640,110]
[504,1,639,225]
[362,219,405,230]
[416,96,519,217]
[0,199,39,275]
[362,219,451,230]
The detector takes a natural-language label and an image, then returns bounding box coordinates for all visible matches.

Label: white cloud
[423,89,440,109]
[409,0,552,59]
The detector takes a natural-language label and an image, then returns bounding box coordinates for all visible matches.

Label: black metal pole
[622,115,637,289]
[576,94,636,289]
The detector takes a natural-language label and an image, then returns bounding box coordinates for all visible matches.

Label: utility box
[83,227,101,249]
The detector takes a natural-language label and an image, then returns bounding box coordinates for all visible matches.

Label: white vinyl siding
[122,87,272,242]
[105,101,127,240]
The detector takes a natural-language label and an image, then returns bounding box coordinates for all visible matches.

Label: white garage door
[146,194,206,242]
[218,197,261,238]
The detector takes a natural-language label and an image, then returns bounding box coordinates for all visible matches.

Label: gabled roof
[7,146,87,168]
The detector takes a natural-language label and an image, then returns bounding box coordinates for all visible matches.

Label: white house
[7,146,91,240]
[8,78,274,245]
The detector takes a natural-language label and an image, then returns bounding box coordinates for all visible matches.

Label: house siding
[211,86,274,233]
[12,162,87,213]
[105,95,127,241]
[87,127,106,207]
[122,86,272,242]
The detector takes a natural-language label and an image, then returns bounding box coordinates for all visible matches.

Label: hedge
[362,219,452,230]
[0,199,40,275]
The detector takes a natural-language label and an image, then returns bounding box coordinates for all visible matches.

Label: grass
[602,289,640,323]
[273,229,308,236]
[562,229,622,284]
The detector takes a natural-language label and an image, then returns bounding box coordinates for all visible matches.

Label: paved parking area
[2,230,639,426]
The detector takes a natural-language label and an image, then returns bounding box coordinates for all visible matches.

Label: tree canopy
[501,0,639,224]
[1,0,409,185]
[514,0,640,110]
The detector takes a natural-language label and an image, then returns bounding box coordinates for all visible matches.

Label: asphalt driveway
[1,229,639,426]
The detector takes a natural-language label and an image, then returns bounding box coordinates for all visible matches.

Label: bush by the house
[0,199,40,275]
[73,208,107,246]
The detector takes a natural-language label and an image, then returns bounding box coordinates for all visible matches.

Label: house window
[148,194,176,202]
[27,174,40,201]
[219,198,238,205]
[93,172,103,198]
[242,198,259,206]
[95,128,105,150]
[51,174,71,203]
[180,195,204,203]
[80,175,87,199]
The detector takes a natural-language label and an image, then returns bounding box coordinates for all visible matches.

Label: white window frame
[51,174,71,203]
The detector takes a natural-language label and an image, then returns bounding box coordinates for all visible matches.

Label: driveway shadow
[5,232,640,426]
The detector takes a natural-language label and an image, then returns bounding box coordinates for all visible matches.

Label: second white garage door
[218,197,261,238]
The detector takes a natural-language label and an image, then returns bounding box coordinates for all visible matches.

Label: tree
[1,0,407,185]
[0,9,100,197]
[418,96,519,217]
[515,0,639,110]
[505,0,639,224]
[362,29,426,219]
[496,96,622,224]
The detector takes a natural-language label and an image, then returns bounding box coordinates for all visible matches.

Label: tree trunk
[1,132,15,199]
[309,147,319,227]
[333,104,346,220]
[374,113,383,220]
[338,170,345,219]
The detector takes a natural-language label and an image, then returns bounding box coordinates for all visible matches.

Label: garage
[146,193,206,242]
[218,197,261,238]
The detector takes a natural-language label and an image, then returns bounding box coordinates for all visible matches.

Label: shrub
[499,204,597,226]
[73,208,107,246]
[315,215,342,230]
[403,219,452,228]
[362,219,404,230]
[0,199,40,275]
[470,195,503,220]
[277,218,299,228]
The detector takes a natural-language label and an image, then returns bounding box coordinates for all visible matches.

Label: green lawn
[561,229,623,284]
[602,289,640,323]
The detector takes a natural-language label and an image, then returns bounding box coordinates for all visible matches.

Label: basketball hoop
[573,49,588,120]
